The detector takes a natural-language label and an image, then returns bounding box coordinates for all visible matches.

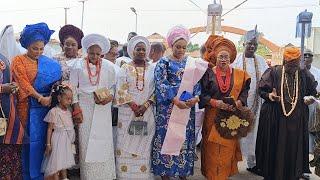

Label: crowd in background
[0,22,319,180]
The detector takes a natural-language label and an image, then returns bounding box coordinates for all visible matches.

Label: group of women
[0,21,275,180]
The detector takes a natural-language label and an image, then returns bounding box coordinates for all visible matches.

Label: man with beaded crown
[231,25,269,174]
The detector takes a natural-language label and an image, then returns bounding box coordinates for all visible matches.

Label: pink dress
[41,107,75,176]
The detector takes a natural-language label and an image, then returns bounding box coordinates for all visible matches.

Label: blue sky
[0,0,319,46]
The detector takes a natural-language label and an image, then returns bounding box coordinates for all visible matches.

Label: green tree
[237,35,271,58]
[187,42,200,52]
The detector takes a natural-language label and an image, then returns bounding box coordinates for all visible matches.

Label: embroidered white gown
[232,53,268,168]
[70,58,116,180]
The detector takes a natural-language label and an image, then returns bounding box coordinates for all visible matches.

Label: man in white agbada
[104,40,121,147]
[115,36,155,180]
[70,34,116,179]
[231,26,268,173]
[115,43,132,67]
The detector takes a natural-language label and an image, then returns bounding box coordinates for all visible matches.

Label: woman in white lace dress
[70,34,116,179]
[115,36,155,180]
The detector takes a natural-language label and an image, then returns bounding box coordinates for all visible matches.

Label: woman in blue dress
[11,22,61,180]
[151,26,202,180]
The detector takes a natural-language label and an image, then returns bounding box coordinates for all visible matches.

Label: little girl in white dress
[42,84,75,180]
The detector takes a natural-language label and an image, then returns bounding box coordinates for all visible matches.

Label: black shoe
[300,174,310,180]
[246,166,261,176]
[67,168,80,178]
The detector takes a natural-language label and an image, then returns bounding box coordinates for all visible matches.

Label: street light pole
[64,7,70,25]
[130,7,137,33]
[79,0,88,30]
[296,10,313,68]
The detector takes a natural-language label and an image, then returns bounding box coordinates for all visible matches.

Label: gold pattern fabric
[115,62,155,179]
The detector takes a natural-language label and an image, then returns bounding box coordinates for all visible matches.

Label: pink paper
[161,57,208,155]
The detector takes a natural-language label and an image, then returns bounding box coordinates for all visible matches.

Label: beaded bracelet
[143,101,151,109]
[210,99,217,107]
[129,103,139,111]
[72,109,82,117]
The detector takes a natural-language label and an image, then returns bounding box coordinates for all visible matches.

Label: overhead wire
[0,6,77,13]
[222,0,248,17]
[187,0,206,14]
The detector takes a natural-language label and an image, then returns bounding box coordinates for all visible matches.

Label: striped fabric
[0,53,27,145]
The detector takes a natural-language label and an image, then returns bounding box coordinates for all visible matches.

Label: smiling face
[216,50,231,70]
[172,39,187,60]
[87,44,102,65]
[133,42,147,62]
[62,36,79,58]
[244,38,258,58]
[27,41,45,60]
[104,46,119,62]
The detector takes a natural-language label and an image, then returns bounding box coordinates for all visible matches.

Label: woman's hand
[94,95,101,105]
[98,95,114,105]
[73,112,83,124]
[1,83,18,94]
[72,103,83,124]
[215,100,235,111]
[235,100,243,109]
[128,102,140,115]
[173,97,189,109]
[44,145,52,156]
[40,96,51,107]
[185,97,199,108]
[135,105,147,117]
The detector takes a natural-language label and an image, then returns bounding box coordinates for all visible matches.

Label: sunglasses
[304,54,313,58]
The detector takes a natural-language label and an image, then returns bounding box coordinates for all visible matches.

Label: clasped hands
[129,102,148,117]
[172,96,199,109]
[94,94,113,105]
[211,99,242,111]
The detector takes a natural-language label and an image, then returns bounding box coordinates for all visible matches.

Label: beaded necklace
[280,66,299,117]
[242,54,261,113]
[85,57,101,86]
[216,66,231,93]
[133,61,146,91]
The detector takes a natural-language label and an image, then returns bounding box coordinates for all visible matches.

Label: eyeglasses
[217,55,230,60]
[304,54,313,58]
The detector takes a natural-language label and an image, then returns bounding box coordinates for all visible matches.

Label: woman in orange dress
[11,22,61,179]
[199,35,251,180]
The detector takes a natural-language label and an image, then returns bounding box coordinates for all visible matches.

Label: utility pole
[79,0,88,30]
[296,10,313,68]
[64,7,70,25]
[130,7,137,33]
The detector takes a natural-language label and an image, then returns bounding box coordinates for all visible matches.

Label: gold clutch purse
[94,87,111,102]
[0,103,7,136]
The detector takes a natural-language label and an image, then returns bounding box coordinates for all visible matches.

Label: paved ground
[70,151,319,180]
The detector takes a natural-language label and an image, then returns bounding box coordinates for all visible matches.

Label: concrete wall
[307,27,320,68]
